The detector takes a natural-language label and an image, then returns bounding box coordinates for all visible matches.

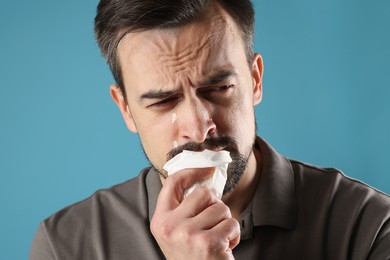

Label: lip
[208,147,225,152]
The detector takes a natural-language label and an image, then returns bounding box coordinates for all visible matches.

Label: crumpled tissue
[163,149,232,199]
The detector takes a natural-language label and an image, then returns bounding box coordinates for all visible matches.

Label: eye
[204,84,235,93]
[148,97,178,109]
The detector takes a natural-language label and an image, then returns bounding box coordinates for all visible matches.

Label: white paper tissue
[163,149,232,199]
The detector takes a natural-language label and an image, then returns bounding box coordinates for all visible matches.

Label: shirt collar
[145,136,297,230]
[251,137,297,230]
[146,167,161,223]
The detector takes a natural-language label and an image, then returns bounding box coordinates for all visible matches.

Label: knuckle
[178,224,195,242]
[226,218,240,232]
[195,233,221,256]
[161,222,174,239]
[165,175,178,189]
[211,201,231,218]
[195,233,211,250]
[190,186,215,204]
[164,175,184,198]
[150,214,162,235]
[195,186,212,198]
[151,218,174,240]
[218,202,231,216]
[150,218,158,234]
[152,218,198,245]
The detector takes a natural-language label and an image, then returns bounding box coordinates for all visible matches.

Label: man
[30,0,390,259]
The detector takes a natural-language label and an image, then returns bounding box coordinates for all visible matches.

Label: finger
[186,200,231,229]
[174,186,221,219]
[209,218,241,251]
[156,167,215,212]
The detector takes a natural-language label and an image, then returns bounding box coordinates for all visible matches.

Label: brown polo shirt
[30,137,390,259]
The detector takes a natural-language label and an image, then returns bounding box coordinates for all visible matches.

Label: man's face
[113,3,263,193]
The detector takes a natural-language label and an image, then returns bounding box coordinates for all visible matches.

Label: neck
[222,147,262,219]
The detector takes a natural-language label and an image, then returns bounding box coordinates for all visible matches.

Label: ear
[251,53,263,105]
[110,84,138,133]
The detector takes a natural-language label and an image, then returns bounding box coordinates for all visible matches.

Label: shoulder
[31,168,154,258]
[290,159,390,205]
[31,167,166,259]
[289,159,390,257]
[45,167,151,225]
[290,160,389,234]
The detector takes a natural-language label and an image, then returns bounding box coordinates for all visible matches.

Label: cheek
[215,89,255,135]
[133,112,174,167]
[213,100,243,133]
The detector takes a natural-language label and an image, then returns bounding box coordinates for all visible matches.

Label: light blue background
[1,0,389,259]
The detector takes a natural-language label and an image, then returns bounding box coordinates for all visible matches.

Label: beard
[150,136,255,195]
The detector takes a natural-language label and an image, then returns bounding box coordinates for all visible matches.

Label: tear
[171,112,177,124]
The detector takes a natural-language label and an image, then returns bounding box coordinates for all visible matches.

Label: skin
[111,3,263,259]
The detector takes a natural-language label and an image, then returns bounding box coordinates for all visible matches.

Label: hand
[150,167,240,260]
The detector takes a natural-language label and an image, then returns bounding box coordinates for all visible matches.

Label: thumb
[156,167,215,212]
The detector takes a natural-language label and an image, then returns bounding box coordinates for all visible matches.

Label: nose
[175,98,216,143]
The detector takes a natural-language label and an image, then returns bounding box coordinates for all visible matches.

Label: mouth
[207,147,225,152]
[167,136,237,160]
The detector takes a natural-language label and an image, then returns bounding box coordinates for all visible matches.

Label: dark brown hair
[94,0,254,98]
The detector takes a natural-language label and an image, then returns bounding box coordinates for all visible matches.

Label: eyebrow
[139,89,176,101]
[198,70,238,87]
[139,70,238,102]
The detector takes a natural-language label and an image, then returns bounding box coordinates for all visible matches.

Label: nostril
[207,121,217,137]
[208,126,216,136]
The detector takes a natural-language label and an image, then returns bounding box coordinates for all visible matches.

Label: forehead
[117,3,245,90]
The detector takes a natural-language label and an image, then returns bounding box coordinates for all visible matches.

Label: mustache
[167,136,239,160]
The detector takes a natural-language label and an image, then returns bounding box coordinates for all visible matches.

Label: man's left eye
[150,97,178,108]
[207,84,234,92]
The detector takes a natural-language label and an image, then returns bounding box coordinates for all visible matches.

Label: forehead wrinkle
[117,5,241,92]
[159,41,210,76]
[158,32,211,60]
[157,19,232,79]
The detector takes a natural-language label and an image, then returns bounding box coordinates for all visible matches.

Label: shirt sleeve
[29,223,56,260]
[368,217,390,260]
